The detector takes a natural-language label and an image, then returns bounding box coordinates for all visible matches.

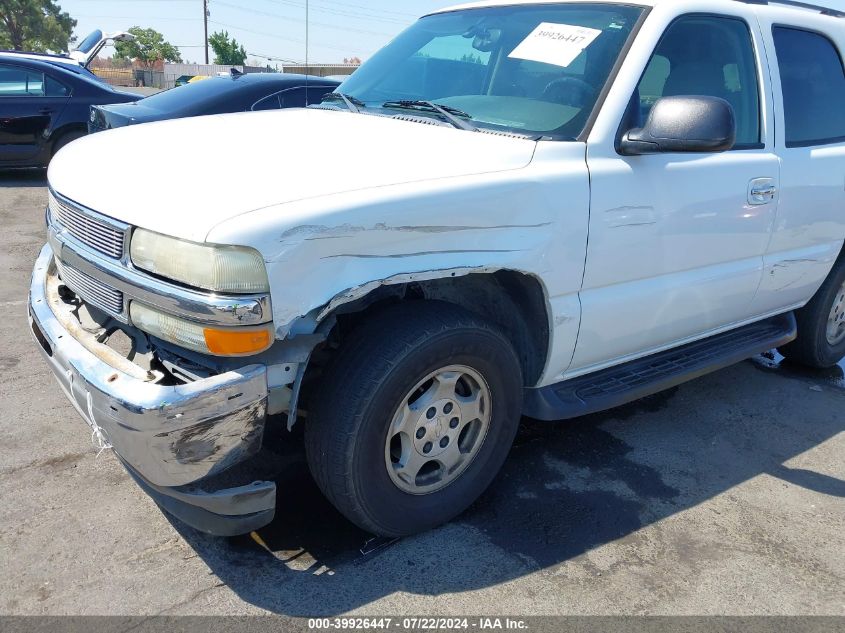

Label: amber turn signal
[204,325,273,356]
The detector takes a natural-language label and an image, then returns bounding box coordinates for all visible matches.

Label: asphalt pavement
[1,170,843,616]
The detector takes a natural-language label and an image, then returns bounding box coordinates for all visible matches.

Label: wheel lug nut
[423,442,433,454]
[426,407,437,419]
[416,427,426,439]
[443,402,453,414]
[450,417,459,429]
[440,437,449,448]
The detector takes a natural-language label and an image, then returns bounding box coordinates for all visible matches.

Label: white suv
[30,0,845,537]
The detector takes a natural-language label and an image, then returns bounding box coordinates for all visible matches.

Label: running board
[523,313,797,421]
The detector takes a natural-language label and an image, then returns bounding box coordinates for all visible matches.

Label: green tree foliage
[460,53,484,64]
[209,30,247,66]
[113,26,182,66]
[0,0,76,52]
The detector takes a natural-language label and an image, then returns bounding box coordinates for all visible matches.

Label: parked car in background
[0,30,135,70]
[174,75,212,87]
[0,55,141,168]
[89,73,340,132]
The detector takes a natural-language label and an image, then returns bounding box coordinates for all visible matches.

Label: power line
[206,18,375,54]
[249,51,302,64]
[316,0,418,19]
[74,14,198,20]
[214,1,397,37]
[74,0,418,17]
[261,0,410,25]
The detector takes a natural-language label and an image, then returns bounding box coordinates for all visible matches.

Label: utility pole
[203,0,209,64]
[305,0,309,74]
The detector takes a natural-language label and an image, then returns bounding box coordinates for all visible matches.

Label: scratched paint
[205,141,593,388]
[280,222,553,243]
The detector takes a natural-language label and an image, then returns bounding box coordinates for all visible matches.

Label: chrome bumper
[28,244,276,535]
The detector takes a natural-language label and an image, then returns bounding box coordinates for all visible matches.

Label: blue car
[89,73,341,132]
[0,54,140,167]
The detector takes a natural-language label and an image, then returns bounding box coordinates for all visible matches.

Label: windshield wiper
[321,92,365,113]
[382,100,477,131]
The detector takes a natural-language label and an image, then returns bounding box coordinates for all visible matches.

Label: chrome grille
[49,191,126,259]
[57,259,125,316]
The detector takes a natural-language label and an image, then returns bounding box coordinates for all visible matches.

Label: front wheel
[51,129,86,159]
[305,301,523,537]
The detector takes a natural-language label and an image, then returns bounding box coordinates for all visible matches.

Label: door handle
[38,108,54,115]
[748,178,777,205]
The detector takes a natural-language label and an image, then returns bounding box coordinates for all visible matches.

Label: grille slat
[49,192,126,259]
[53,216,121,251]
[57,261,124,316]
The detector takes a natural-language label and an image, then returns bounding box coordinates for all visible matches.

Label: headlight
[130,302,274,356]
[130,228,269,294]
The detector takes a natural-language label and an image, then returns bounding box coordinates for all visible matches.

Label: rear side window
[45,75,70,97]
[278,88,307,108]
[306,85,337,105]
[252,86,337,110]
[252,94,281,110]
[0,65,45,96]
[772,26,845,147]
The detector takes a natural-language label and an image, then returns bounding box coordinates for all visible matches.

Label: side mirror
[619,96,736,156]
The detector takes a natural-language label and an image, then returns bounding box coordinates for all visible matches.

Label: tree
[113,26,182,67]
[209,30,247,66]
[0,0,76,52]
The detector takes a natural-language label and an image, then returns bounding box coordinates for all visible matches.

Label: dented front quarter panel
[207,140,591,386]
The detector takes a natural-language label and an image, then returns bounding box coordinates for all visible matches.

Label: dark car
[0,54,140,167]
[89,73,340,132]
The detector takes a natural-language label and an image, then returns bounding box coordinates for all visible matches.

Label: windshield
[340,3,643,139]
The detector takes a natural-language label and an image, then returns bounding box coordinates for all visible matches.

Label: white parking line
[0,300,27,307]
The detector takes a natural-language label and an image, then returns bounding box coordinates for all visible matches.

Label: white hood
[48,108,537,243]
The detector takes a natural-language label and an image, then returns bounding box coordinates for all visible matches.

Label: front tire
[779,254,845,368]
[305,301,522,537]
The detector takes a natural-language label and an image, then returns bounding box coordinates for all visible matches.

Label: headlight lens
[130,302,274,356]
[130,228,269,294]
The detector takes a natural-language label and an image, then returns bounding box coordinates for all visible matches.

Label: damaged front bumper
[28,244,276,536]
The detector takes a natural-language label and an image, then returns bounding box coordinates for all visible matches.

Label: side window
[252,94,281,111]
[45,75,70,97]
[305,86,336,106]
[635,15,761,148]
[252,88,312,111]
[0,65,45,96]
[772,26,845,147]
[278,88,307,109]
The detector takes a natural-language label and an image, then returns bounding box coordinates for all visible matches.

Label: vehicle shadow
[171,355,845,615]
[0,169,47,188]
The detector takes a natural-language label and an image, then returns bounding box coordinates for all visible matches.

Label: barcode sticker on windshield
[508,23,602,68]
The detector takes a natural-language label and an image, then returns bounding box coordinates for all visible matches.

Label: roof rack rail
[738,0,845,18]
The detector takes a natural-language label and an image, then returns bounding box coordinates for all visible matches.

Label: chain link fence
[91,68,176,90]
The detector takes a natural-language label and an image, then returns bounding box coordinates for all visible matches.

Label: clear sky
[59,0,453,66]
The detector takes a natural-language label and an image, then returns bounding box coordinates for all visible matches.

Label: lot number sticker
[509,22,602,68]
